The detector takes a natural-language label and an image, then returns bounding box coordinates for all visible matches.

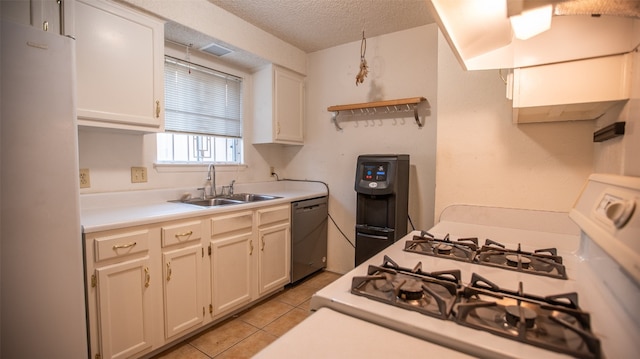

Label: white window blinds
[164,56,242,138]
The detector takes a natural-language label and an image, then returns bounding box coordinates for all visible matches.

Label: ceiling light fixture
[509,4,553,40]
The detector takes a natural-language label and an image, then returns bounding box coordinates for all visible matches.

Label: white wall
[77,127,282,195]
[285,25,439,274]
[434,31,596,219]
[594,49,640,176]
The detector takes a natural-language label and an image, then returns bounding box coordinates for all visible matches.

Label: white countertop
[81,180,327,233]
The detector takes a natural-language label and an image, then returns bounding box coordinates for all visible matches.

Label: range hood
[426,0,640,71]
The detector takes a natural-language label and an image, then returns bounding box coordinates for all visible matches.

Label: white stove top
[311,181,640,359]
[311,232,584,358]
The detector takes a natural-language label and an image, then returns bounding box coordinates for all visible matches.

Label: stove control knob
[606,199,635,229]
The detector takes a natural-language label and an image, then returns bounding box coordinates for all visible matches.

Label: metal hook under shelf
[328,97,427,131]
[331,111,342,131]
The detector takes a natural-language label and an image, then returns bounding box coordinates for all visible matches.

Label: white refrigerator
[1,20,88,358]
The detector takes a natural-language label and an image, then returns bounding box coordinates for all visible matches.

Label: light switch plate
[131,167,147,183]
[79,168,90,188]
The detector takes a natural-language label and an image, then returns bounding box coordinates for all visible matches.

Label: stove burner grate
[477,240,567,280]
[351,256,461,320]
[350,257,602,359]
[454,273,601,359]
[404,231,478,262]
[404,232,568,280]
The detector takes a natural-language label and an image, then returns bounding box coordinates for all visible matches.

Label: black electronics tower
[354,154,409,266]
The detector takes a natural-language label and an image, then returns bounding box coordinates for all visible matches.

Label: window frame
[156,41,249,168]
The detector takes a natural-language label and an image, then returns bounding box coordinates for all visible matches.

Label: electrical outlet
[131,167,147,183]
[79,168,90,188]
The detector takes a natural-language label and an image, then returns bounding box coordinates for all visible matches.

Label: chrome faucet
[221,180,236,196]
[207,163,216,197]
[229,180,235,195]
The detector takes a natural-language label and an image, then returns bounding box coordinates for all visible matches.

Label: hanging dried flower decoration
[355,31,368,86]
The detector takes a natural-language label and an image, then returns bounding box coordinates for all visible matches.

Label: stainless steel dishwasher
[291,196,328,283]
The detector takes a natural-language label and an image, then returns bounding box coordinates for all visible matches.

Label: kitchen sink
[173,198,245,207]
[171,193,281,207]
[226,193,281,202]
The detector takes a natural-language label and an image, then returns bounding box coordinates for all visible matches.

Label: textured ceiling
[554,0,640,17]
[163,0,640,70]
[207,0,434,53]
[164,0,433,71]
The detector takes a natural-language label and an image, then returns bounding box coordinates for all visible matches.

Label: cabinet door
[257,223,291,296]
[210,233,252,316]
[163,244,204,339]
[75,0,164,131]
[95,256,152,359]
[273,66,304,143]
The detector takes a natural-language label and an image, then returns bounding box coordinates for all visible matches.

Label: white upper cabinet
[508,53,632,123]
[74,0,164,132]
[253,64,305,144]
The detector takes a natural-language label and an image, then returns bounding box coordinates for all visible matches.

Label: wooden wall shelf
[327,97,427,130]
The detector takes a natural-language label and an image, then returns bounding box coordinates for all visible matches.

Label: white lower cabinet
[209,205,291,312]
[85,203,292,358]
[162,244,204,338]
[210,232,253,316]
[161,220,205,339]
[85,227,156,359]
[256,205,291,297]
[257,222,290,295]
[95,257,153,359]
[209,210,254,317]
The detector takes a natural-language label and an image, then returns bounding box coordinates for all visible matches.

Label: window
[158,56,243,164]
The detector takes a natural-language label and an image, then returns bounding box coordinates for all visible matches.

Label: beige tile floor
[152,270,341,359]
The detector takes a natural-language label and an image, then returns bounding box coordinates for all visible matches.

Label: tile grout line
[187,342,214,359]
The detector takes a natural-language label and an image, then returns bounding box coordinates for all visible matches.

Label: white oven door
[254,307,474,358]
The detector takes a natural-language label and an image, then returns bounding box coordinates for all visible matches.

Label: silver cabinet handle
[155,100,161,118]
[249,240,254,255]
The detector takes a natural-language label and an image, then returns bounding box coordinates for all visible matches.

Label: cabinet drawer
[94,229,150,261]
[210,211,253,236]
[257,205,290,227]
[162,220,203,247]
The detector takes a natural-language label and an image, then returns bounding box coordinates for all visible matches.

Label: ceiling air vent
[199,43,232,57]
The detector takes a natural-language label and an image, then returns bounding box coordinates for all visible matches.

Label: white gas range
[257,174,639,359]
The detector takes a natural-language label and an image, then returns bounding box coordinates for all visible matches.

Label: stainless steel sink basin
[171,193,280,207]
[227,193,281,202]
[174,198,245,207]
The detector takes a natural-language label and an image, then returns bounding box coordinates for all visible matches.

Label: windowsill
[154,162,248,173]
